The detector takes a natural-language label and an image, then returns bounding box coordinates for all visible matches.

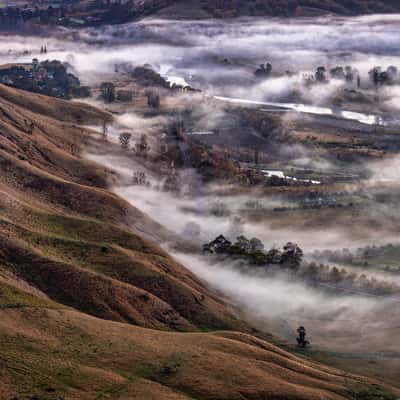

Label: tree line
[203,234,398,296]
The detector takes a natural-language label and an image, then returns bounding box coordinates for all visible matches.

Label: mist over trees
[203,235,304,268]
[202,235,398,296]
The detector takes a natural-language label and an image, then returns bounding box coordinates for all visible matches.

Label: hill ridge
[0,84,398,400]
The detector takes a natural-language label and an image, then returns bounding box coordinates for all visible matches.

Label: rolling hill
[189,0,400,17]
[0,84,398,399]
[128,0,400,19]
[71,0,400,25]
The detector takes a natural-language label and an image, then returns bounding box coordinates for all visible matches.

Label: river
[213,95,385,126]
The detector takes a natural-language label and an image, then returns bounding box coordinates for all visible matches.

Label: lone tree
[119,132,132,150]
[100,82,116,103]
[369,67,381,89]
[315,66,327,83]
[136,134,149,158]
[146,90,160,108]
[203,235,232,254]
[387,65,398,84]
[102,120,108,137]
[345,66,354,83]
[280,242,303,270]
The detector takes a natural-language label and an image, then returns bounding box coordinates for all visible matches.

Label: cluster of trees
[132,66,170,88]
[301,262,397,296]
[132,171,151,187]
[369,66,398,88]
[304,65,360,87]
[253,61,400,90]
[0,4,69,30]
[305,64,399,89]
[119,132,150,158]
[202,235,398,296]
[203,235,303,269]
[0,59,89,99]
[254,63,272,78]
[100,82,160,107]
[253,62,364,87]
[100,83,135,103]
[186,141,240,182]
[312,247,359,264]
[330,65,358,83]
[312,243,400,269]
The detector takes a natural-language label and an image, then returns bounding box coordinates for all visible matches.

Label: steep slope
[1,293,398,400]
[0,84,243,332]
[0,84,398,399]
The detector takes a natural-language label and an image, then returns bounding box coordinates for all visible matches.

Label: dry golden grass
[0,84,248,331]
[2,305,397,400]
[0,84,398,399]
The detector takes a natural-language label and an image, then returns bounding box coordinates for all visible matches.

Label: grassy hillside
[3,303,396,400]
[0,84,398,399]
[0,84,243,332]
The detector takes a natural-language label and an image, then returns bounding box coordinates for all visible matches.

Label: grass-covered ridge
[0,84,398,399]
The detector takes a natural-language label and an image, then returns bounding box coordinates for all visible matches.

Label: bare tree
[102,120,108,137]
[119,132,132,150]
[135,134,149,158]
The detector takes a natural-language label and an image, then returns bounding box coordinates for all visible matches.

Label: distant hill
[156,0,400,18]
[61,0,400,26]
[4,0,400,30]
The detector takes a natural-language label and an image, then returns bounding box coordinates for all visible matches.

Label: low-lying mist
[3,14,400,108]
[174,251,400,353]
[86,77,400,348]
[86,120,400,354]
[85,108,400,253]
[4,13,400,357]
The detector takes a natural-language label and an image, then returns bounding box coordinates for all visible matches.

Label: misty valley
[1,4,400,400]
